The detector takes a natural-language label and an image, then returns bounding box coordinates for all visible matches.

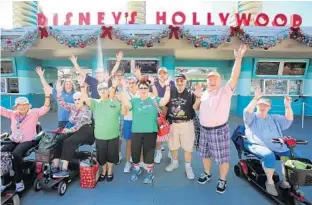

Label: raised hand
[165,77,171,87]
[148,75,155,85]
[234,44,248,59]
[35,66,45,77]
[134,66,141,78]
[116,51,124,62]
[69,55,78,64]
[284,96,292,107]
[193,84,202,98]
[56,81,63,94]
[43,85,52,96]
[254,88,262,99]
[112,77,118,88]
[77,75,86,87]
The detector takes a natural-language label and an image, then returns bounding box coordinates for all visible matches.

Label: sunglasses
[74,98,80,101]
[139,87,149,90]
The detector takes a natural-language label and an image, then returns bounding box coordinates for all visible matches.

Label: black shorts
[95,137,119,165]
[131,132,157,165]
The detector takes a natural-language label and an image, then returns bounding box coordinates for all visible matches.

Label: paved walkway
[1,113,311,205]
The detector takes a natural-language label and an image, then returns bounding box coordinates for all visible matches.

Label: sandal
[98,174,107,182]
[107,174,114,182]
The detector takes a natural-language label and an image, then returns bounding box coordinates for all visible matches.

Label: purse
[151,97,170,142]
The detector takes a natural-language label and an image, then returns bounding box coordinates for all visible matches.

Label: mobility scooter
[1,123,44,205]
[232,125,312,205]
[33,128,95,196]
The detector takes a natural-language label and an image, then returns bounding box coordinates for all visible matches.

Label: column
[127,1,146,24]
[12,1,38,28]
[162,56,176,77]
[303,64,312,116]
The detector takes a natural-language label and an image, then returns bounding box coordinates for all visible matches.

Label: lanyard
[16,115,27,129]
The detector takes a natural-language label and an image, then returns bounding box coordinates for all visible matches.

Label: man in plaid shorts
[193,44,248,194]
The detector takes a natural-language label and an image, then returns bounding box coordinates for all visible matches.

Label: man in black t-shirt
[165,74,201,180]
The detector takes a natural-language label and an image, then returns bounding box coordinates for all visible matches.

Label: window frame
[1,77,20,94]
[1,58,17,77]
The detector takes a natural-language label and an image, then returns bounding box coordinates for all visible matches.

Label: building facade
[12,1,39,28]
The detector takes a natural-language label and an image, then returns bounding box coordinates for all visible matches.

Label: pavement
[1,112,311,205]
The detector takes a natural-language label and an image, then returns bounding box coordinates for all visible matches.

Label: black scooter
[1,123,44,205]
[33,129,94,196]
[232,125,312,205]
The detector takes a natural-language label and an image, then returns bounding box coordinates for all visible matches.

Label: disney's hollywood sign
[38,11,302,27]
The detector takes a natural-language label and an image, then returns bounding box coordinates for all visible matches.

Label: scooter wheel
[57,181,67,196]
[12,194,20,205]
[33,178,42,192]
[234,164,243,177]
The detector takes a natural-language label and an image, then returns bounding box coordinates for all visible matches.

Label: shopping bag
[79,158,99,188]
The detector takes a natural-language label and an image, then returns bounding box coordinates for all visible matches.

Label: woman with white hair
[36,66,75,128]
[1,83,51,192]
[243,88,294,196]
[52,81,94,178]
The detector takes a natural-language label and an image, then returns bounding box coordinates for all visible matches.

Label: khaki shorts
[168,120,195,152]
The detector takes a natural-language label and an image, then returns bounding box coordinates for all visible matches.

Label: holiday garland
[1,25,312,52]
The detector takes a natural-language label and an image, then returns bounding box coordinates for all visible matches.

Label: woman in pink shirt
[1,87,51,192]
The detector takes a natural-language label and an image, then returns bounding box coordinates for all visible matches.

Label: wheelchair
[33,128,95,196]
[231,125,312,205]
[1,123,44,205]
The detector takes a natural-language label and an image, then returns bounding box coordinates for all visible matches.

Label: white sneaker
[165,162,179,172]
[154,151,162,164]
[130,157,133,163]
[280,180,291,189]
[124,162,132,173]
[168,151,172,159]
[185,166,195,180]
[15,181,25,192]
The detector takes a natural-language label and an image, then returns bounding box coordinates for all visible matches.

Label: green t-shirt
[131,97,161,133]
[89,99,121,140]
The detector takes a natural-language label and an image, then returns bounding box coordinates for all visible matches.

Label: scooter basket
[285,158,312,186]
[35,150,54,163]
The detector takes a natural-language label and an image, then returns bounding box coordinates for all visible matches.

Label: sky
[0,0,312,28]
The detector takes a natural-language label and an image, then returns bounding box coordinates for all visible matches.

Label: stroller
[231,125,312,205]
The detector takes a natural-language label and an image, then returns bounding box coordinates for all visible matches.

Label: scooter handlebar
[272,138,308,145]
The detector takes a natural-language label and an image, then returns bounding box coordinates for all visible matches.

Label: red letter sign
[192,12,200,25]
[172,11,185,25]
[290,14,302,27]
[98,12,105,25]
[254,13,269,26]
[219,13,230,26]
[64,12,73,25]
[112,12,122,24]
[53,13,58,26]
[128,12,137,24]
[272,14,287,26]
[79,12,90,25]
[235,13,251,26]
[38,13,48,27]
[207,13,214,25]
[156,12,166,24]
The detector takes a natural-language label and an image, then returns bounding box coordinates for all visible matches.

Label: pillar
[12,1,38,28]
[127,1,146,24]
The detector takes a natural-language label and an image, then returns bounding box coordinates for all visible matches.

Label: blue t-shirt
[86,75,100,99]
[243,110,293,153]
[52,88,74,122]
[154,80,175,97]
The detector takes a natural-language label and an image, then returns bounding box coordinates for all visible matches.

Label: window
[135,60,159,74]
[254,59,308,77]
[1,78,19,93]
[255,62,280,75]
[1,78,7,93]
[250,79,303,96]
[1,59,14,74]
[107,60,131,73]
[282,62,307,76]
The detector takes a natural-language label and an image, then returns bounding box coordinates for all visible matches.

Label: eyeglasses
[175,79,184,83]
[128,82,136,84]
[74,98,80,101]
[139,87,149,90]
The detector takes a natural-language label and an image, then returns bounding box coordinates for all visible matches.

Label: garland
[1,25,311,52]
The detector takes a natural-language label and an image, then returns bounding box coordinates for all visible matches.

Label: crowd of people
[1,44,297,196]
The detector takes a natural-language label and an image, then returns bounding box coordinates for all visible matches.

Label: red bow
[39,27,48,39]
[168,25,180,39]
[101,26,113,39]
[289,27,302,39]
[230,26,244,37]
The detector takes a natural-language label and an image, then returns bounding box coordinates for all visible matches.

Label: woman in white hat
[1,85,51,192]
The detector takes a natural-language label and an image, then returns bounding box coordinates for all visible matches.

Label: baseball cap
[175,73,186,80]
[14,97,30,107]
[97,82,109,90]
[257,98,271,106]
[207,71,221,78]
[158,67,168,74]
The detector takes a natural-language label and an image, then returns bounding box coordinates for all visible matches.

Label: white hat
[14,97,30,107]
[257,98,272,106]
[158,67,168,73]
[207,71,221,78]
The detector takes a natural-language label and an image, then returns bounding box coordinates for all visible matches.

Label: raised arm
[284,96,294,121]
[0,106,14,119]
[69,55,86,78]
[34,86,51,116]
[35,66,52,94]
[110,51,123,76]
[159,80,171,106]
[227,44,248,90]
[134,66,142,80]
[192,84,202,111]
[79,75,91,106]
[56,81,74,111]
[245,88,262,113]
[149,76,158,97]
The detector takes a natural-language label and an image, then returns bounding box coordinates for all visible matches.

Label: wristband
[45,96,50,98]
